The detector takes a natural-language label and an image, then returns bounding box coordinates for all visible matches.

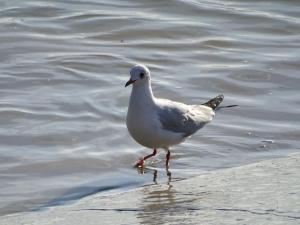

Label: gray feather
[157,104,207,137]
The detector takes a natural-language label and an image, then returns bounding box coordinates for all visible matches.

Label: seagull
[125,64,236,169]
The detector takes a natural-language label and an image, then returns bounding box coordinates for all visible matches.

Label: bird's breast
[126,105,161,148]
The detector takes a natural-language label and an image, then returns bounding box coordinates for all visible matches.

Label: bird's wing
[155,99,214,137]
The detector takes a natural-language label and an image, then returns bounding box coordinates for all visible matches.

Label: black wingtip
[202,94,224,110]
[216,104,238,111]
[223,104,238,108]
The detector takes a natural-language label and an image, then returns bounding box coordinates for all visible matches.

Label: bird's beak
[125,79,136,87]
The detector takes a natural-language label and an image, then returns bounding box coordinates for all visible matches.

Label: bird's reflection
[136,166,171,184]
[134,165,202,224]
[135,173,199,225]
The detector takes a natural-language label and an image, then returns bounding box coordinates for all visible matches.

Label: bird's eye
[140,72,145,79]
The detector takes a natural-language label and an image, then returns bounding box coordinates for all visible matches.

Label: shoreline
[1,153,300,225]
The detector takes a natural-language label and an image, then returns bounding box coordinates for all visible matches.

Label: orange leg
[135,149,157,168]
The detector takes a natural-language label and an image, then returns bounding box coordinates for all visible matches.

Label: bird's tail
[202,94,238,110]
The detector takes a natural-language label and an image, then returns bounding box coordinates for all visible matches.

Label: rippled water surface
[0,0,300,216]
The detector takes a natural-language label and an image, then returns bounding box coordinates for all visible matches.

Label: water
[0,0,299,216]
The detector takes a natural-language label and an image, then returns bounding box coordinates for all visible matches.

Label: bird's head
[125,64,150,87]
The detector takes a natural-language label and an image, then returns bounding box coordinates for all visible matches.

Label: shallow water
[0,0,299,216]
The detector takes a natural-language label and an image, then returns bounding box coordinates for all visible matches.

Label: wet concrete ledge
[1,154,300,225]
